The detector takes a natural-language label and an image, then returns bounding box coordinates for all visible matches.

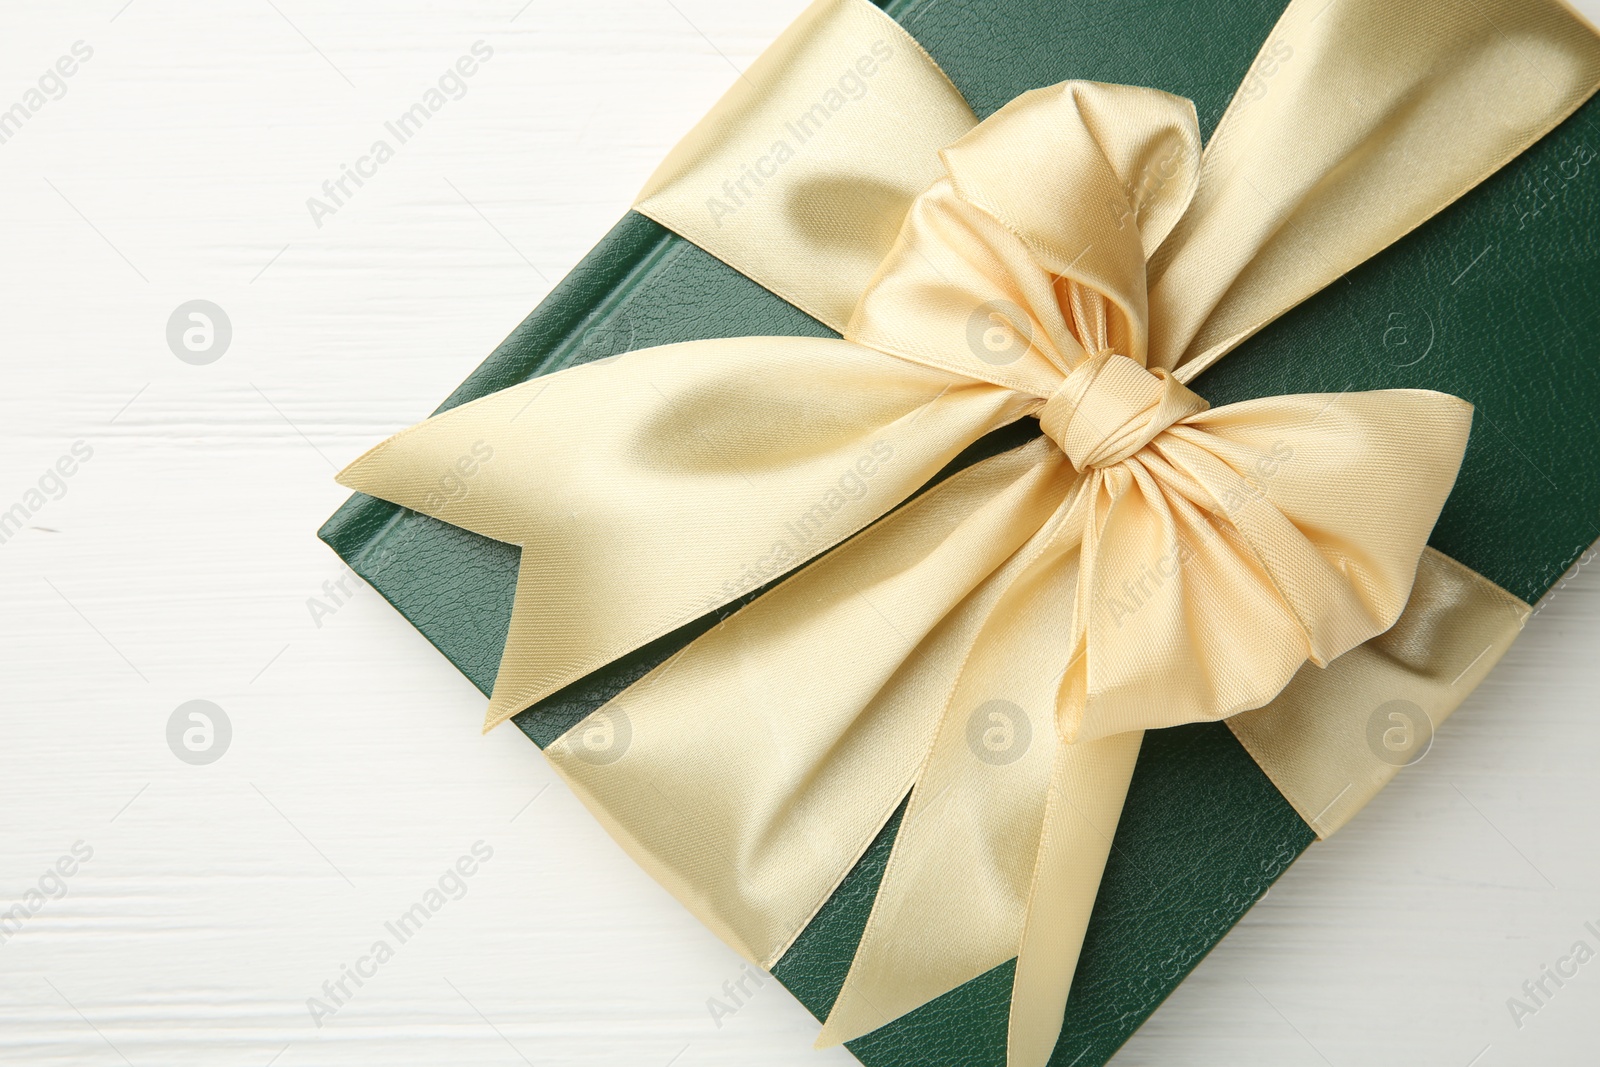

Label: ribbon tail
[1007,730,1143,1067]
[816,478,1100,1048]
[548,438,1072,968]
[336,335,1033,729]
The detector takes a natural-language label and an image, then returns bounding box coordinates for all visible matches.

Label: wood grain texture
[0,1,1597,1065]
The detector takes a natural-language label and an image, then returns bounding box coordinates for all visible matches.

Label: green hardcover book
[319,0,1600,1062]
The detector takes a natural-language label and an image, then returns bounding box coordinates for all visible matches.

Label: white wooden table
[2,2,1597,1064]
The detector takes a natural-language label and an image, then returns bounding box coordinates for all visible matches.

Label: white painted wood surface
[1,2,1597,1064]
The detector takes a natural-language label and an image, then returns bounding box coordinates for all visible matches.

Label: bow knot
[1036,353,1208,470]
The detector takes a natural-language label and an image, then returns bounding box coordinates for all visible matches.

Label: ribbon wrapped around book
[336,0,1600,1062]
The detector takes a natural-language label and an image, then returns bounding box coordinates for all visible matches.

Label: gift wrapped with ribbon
[323,0,1600,1062]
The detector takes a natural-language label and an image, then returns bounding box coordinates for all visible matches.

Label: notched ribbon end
[333,440,388,495]
[482,695,523,734]
[813,996,888,1052]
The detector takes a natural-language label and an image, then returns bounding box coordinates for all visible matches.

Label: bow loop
[1062,389,1475,745]
[1038,353,1208,470]
[846,82,1203,396]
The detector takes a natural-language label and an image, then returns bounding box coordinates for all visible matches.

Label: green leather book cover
[319,0,1600,1062]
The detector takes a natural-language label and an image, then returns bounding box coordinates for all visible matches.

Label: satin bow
[834,83,1472,750]
[339,80,1472,1063]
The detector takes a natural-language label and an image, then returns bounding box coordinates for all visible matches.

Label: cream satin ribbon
[338,0,1600,1063]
